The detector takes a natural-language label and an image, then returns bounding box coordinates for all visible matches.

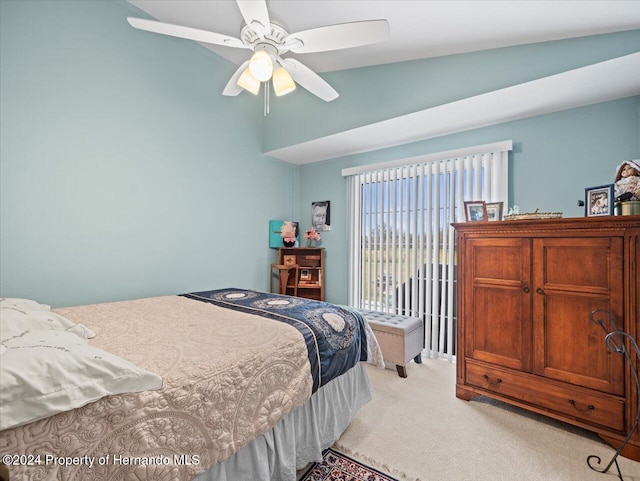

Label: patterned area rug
[299,448,398,481]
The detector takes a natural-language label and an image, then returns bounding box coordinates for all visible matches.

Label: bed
[0,288,383,481]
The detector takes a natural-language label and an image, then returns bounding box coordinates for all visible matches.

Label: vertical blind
[344,141,511,361]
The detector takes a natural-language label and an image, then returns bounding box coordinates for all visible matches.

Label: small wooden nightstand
[272,247,324,301]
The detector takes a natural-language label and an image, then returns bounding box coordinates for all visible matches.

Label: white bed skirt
[196,363,372,481]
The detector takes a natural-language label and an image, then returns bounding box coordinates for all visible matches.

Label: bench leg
[396,365,408,378]
[414,353,422,364]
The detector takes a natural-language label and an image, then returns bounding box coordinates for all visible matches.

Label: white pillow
[0,307,96,340]
[0,330,163,430]
[0,298,51,311]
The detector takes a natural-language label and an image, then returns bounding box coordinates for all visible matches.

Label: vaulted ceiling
[126,1,640,163]
[128,0,640,72]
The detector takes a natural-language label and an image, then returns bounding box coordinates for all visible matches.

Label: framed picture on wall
[311,201,331,231]
[269,220,284,248]
[585,184,614,217]
[464,201,487,222]
[269,220,299,248]
[486,202,504,221]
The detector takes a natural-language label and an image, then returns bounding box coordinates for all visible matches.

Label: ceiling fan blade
[127,17,246,49]
[285,19,389,54]
[279,58,339,102]
[222,60,250,96]
[236,0,270,37]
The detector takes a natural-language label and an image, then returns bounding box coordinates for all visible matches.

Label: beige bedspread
[0,295,313,480]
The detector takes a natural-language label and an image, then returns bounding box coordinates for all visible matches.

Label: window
[344,141,511,360]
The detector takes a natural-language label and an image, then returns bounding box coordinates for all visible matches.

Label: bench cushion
[355,309,424,374]
[355,309,422,335]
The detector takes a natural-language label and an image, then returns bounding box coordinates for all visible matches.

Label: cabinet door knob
[523,286,530,293]
[568,399,595,414]
[536,288,544,294]
[483,374,503,387]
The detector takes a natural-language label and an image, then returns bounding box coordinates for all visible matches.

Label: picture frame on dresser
[464,201,487,222]
[585,184,614,217]
[485,202,504,221]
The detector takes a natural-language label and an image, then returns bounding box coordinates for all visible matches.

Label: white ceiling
[127,0,640,73]
[125,1,640,164]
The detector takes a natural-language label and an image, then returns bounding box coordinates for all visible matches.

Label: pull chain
[263,80,270,116]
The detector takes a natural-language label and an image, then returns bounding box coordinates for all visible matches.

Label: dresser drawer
[465,360,625,432]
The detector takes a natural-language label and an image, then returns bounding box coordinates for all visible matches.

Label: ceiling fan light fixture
[248,50,273,82]
[237,67,260,95]
[272,67,296,96]
[127,1,390,103]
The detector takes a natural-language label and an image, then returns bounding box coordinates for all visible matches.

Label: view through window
[345,143,510,360]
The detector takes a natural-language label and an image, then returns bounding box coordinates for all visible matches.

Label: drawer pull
[483,374,503,387]
[569,399,595,414]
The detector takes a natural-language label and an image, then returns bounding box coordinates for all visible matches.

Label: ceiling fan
[127,0,389,102]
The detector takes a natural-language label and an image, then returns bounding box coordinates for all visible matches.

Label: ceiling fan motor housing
[241,23,291,55]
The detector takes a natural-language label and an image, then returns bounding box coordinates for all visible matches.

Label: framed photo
[486,202,504,221]
[585,184,614,217]
[311,200,331,231]
[299,269,311,281]
[464,201,487,222]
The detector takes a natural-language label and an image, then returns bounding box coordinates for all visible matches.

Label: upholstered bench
[356,309,424,378]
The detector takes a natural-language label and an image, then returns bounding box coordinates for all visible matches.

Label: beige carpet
[334,361,640,481]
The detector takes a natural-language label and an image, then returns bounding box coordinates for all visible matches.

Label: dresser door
[532,237,624,395]
[464,238,532,372]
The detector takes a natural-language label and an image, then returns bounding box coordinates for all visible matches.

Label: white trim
[341,140,513,177]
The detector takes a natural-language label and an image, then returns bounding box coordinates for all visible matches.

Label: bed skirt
[198,363,372,481]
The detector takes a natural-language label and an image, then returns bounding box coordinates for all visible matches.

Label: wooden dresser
[453,216,640,461]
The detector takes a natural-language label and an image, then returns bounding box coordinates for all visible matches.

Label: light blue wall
[296,97,640,304]
[263,30,640,152]
[273,30,640,304]
[0,0,298,307]
[1,1,638,308]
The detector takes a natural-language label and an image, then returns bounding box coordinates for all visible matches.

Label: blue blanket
[182,288,368,393]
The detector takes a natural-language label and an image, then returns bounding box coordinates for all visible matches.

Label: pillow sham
[0,329,163,430]
[0,307,96,340]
